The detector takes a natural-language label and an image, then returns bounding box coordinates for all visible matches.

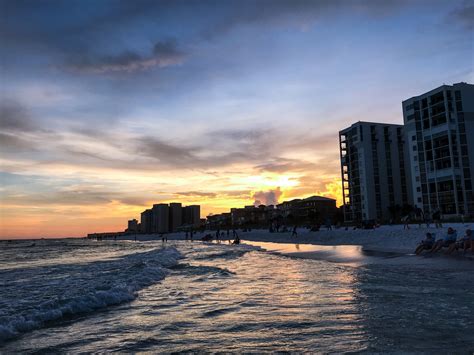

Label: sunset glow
[1,0,472,238]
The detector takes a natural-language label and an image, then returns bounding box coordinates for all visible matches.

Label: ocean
[1,238,473,352]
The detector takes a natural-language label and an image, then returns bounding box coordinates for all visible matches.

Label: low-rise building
[207,212,231,229]
[126,219,139,233]
[277,196,337,225]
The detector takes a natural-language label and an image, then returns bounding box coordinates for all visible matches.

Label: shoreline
[4,223,474,261]
[118,223,474,261]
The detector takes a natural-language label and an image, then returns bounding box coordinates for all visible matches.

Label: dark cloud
[449,2,474,30]
[0,100,38,132]
[1,0,414,61]
[135,136,198,166]
[201,0,412,39]
[63,39,185,74]
[252,187,282,206]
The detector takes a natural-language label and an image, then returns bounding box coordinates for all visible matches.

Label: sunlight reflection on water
[1,240,474,353]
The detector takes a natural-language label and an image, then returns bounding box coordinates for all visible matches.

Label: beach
[124,223,474,255]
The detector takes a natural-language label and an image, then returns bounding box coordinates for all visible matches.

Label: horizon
[1,0,473,238]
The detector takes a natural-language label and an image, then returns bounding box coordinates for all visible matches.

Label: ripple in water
[1,239,473,353]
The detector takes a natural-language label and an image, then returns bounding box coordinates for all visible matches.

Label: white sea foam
[0,245,181,342]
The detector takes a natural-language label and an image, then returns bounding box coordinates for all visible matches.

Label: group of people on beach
[403,207,443,230]
[415,227,474,256]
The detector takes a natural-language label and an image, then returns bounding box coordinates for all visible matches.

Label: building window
[416,176,420,182]
[418,197,422,203]
[413,145,417,151]
[417,187,421,192]
[455,90,461,100]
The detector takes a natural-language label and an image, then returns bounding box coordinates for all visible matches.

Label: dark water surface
[1,239,473,353]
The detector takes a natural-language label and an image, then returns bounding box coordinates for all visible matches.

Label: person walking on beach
[402,214,410,230]
[292,225,298,238]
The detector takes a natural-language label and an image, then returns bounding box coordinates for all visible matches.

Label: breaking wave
[0,247,181,342]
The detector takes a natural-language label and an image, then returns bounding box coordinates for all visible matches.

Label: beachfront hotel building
[140,209,153,233]
[152,203,169,233]
[402,82,474,217]
[339,122,412,222]
[183,205,201,227]
[169,202,182,232]
[138,203,201,233]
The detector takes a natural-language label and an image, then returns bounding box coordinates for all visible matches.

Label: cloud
[449,2,474,30]
[175,191,217,198]
[255,158,315,173]
[63,39,185,74]
[135,136,198,166]
[252,187,282,206]
[0,133,36,152]
[0,100,38,132]
[201,0,412,38]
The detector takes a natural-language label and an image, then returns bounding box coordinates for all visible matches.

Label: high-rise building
[339,121,412,222]
[152,204,169,233]
[183,205,201,227]
[402,82,474,217]
[140,209,153,233]
[169,202,182,232]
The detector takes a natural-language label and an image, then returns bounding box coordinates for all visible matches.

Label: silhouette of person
[292,225,297,237]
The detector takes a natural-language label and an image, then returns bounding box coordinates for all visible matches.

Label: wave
[0,247,181,343]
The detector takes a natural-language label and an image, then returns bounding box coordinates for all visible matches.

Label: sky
[0,0,473,238]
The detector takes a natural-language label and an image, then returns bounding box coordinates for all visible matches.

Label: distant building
[339,122,412,222]
[152,204,169,233]
[277,196,337,224]
[402,82,474,217]
[183,205,200,227]
[207,212,231,229]
[126,219,139,233]
[140,209,153,233]
[169,202,182,232]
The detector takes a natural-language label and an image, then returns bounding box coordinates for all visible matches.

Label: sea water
[1,238,473,352]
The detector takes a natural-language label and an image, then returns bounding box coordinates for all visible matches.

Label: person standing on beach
[402,214,410,230]
[292,225,297,237]
[415,207,424,228]
[432,208,442,228]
